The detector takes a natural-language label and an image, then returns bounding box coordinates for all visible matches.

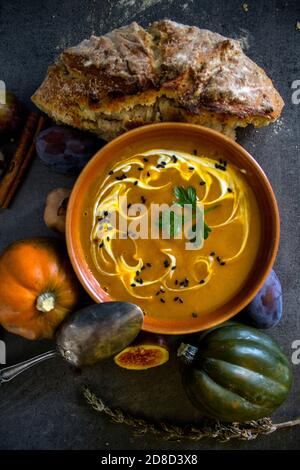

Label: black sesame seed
[227,188,233,193]
[160,288,165,293]
[172,155,178,163]
[164,260,170,268]
[134,180,138,186]
[108,170,114,175]
[99,242,104,248]
[199,181,206,186]
[175,280,178,285]
[104,211,109,216]
[146,262,152,268]
[138,167,143,171]
[199,279,205,284]
[106,236,110,241]
[141,196,146,204]
[192,312,198,318]
[131,283,136,287]
[127,203,132,209]
[189,166,195,171]
[160,298,166,303]
[143,157,149,162]
[216,256,221,262]
[174,296,179,301]
[136,271,140,276]
[220,261,226,266]
[179,298,184,304]
[210,252,216,256]
[171,265,176,270]
[155,291,160,296]
[215,163,226,171]
[147,171,151,177]
[193,149,198,155]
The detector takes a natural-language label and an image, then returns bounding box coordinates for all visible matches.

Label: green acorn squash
[178,323,292,422]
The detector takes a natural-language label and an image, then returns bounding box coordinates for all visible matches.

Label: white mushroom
[44,188,71,234]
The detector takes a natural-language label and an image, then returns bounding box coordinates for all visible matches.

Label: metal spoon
[0,301,143,384]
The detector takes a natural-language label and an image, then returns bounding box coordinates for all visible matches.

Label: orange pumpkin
[0,237,81,340]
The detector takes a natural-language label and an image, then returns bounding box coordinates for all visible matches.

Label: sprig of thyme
[83,387,300,442]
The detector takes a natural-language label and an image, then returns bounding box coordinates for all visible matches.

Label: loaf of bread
[32,20,284,140]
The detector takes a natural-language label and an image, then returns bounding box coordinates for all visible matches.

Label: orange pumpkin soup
[81,149,261,322]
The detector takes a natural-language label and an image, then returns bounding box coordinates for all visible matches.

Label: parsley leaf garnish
[173,185,196,207]
[173,186,217,240]
[159,186,219,241]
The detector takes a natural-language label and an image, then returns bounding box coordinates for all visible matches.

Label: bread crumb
[272,117,285,135]
[296,21,300,31]
[237,28,251,50]
[242,3,249,12]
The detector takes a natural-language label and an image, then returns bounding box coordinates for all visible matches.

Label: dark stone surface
[0,0,300,450]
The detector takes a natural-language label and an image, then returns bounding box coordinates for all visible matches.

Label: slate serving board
[0,0,299,450]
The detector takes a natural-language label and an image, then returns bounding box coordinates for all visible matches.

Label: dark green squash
[178,323,292,422]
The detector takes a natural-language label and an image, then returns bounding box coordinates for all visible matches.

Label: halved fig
[114,332,169,370]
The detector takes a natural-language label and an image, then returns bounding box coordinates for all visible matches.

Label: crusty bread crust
[32,20,284,140]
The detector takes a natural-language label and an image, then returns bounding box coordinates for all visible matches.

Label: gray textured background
[0,0,299,450]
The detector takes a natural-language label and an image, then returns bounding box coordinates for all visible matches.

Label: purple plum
[36,125,102,174]
[238,269,282,329]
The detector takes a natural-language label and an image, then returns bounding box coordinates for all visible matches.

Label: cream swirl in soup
[89,149,261,321]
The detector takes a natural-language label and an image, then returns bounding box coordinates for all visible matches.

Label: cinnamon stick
[2,115,46,208]
[0,112,46,208]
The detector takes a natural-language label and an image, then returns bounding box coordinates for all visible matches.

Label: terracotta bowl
[66,123,280,335]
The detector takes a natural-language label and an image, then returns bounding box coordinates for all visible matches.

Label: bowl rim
[66,122,280,335]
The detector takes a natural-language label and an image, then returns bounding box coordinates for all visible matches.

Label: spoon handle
[0,350,58,384]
